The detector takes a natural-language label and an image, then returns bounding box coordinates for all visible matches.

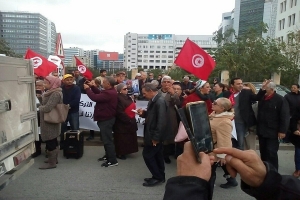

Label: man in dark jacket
[257,82,290,170]
[163,143,300,200]
[229,78,268,150]
[137,83,168,187]
[84,76,118,167]
[60,74,81,149]
[284,84,300,143]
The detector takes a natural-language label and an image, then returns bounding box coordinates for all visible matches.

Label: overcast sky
[0,0,235,52]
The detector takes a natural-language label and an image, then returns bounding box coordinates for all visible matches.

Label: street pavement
[0,140,297,200]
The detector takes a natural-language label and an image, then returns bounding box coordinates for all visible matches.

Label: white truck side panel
[0,57,38,177]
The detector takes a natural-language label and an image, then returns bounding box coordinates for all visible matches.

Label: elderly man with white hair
[257,81,289,171]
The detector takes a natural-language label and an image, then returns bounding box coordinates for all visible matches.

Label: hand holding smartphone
[131,109,138,113]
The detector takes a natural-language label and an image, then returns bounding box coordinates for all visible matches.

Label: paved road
[0,144,296,200]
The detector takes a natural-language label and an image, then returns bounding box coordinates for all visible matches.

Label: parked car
[245,82,290,97]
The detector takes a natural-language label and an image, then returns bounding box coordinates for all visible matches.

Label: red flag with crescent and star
[24,48,57,77]
[174,38,216,80]
[74,56,93,80]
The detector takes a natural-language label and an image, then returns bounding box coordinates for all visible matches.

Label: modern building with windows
[275,0,300,42]
[123,33,217,70]
[220,0,278,39]
[94,53,124,70]
[64,47,84,66]
[0,11,56,57]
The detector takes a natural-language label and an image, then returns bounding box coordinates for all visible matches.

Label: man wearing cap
[116,71,126,84]
[60,74,81,149]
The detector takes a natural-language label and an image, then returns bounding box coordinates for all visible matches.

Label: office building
[94,53,124,70]
[275,0,300,42]
[84,49,101,68]
[64,47,84,66]
[0,11,56,57]
[123,33,217,70]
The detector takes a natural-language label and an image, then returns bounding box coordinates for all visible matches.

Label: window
[149,60,154,63]
[138,55,142,58]
[157,46,161,49]
[144,55,148,58]
[162,46,166,49]
[284,0,287,11]
[279,20,282,30]
[168,51,173,53]
[168,55,173,58]
[155,55,160,58]
[162,60,167,63]
[282,18,285,29]
[169,46,173,49]
[144,50,148,53]
[150,55,154,58]
[155,60,160,63]
[150,51,154,53]
[291,0,294,7]
[150,45,155,49]
[143,60,148,63]
[292,14,296,25]
[288,15,292,27]
[162,51,167,53]
[168,60,173,63]
[138,60,142,62]
[295,0,297,6]
[156,51,160,53]
[162,55,167,58]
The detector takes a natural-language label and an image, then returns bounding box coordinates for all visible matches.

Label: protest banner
[79,94,147,137]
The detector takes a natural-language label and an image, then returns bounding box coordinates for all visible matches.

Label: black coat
[237,89,266,128]
[141,94,168,146]
[290,110,300,147]
[257,93,290,139]
[284,92,300,119]
[163,162,300,200]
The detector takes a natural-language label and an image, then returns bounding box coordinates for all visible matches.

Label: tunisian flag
[24,48,57,77]
[74,56,93,80]
[174,38,216,80]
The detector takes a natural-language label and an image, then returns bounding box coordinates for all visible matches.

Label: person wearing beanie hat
[182,79,213,114]
[113,83,138,160]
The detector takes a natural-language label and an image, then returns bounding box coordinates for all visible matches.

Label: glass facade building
[238,0,265,36]
[0,11,56,57]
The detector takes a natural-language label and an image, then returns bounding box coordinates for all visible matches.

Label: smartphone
[185,101,214,154]
[36,90,42,95]
[175,105,201,163]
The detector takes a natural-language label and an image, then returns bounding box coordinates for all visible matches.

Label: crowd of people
[33,70,300,198]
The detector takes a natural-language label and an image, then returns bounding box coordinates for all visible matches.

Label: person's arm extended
[86,89,111,103]
[214,147,300,200]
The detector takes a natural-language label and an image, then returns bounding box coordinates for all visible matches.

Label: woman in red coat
[113,83,139,160]
[182,79,213,114]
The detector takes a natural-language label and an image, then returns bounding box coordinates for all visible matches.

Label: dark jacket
[62,84,81,113]
[78,77,86,94]
[163,162,300,200]
[236,89,266,128]
[113,94,137,134]
[290,111,300,147]
[284,92,300,119]
[141,94,168,146]
[257,93,290,138]
[85,86,118,121]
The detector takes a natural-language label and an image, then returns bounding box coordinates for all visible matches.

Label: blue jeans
[60,112,80,145]
[235,121,246,150]
[295,147,300,170]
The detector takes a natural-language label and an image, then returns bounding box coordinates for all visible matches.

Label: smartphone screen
[185,102,213,154]
[175,106,201,163]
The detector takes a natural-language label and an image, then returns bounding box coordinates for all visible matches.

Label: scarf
[264,93,275,101]
[229,89,239,106]
[45,76,61,90]
[195,89,209,101]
